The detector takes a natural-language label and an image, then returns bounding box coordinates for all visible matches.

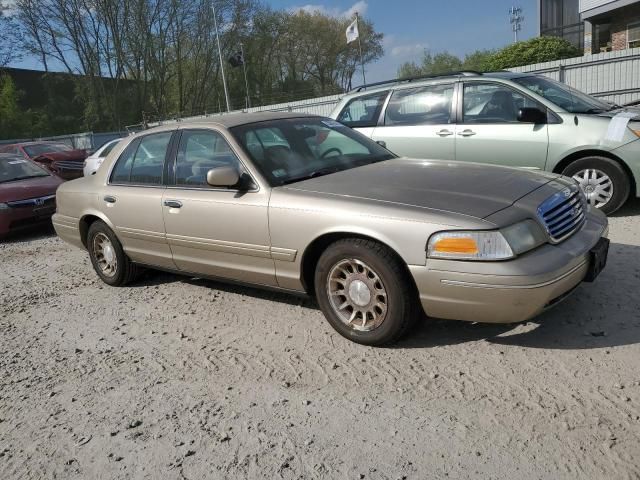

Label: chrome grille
[7,194,56,208]
[537,185,586,243]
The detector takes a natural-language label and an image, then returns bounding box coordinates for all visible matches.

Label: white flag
[346,18,359,44]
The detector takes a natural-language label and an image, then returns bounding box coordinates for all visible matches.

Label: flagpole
[356,12,366,86]
[240,42,251,109]
[212,1,231,112]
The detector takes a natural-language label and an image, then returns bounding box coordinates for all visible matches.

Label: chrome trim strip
[440,260,588,290]
[270,247,298,262]
[117,227,167,244]
[166,234,271,258]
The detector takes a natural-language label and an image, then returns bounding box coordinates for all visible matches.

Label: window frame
[458,80,549,125]
[108,131,175,187]
[381,82,457,127]
[337,90,391,128]
[628,21,640,49]
[167,128,258,193]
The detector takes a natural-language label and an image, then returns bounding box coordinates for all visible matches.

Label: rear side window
[337,91,388,127]
[384,84,454,126]
[110,132,171,185]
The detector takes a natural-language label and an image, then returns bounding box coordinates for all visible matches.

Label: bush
[486,36,581,70]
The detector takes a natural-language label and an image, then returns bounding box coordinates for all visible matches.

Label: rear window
[23,143,72,158]
[110,132,171,185]
[336,91,388,128]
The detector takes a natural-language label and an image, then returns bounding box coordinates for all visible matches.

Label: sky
[274,0,538,82]
[9,0,539,83]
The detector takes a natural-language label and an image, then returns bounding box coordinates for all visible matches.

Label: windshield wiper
[0,174,48,183]
[281,166,341,185]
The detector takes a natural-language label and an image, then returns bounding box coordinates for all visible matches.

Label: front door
[455,82,549,169]
[102,130,175,269]
[371,83,457,160]
[161,128,276,286]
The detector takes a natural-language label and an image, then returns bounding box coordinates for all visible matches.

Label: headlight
[0,202,9,212]
[427,220,547,261]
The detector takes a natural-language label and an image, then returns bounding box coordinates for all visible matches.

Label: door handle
[458,129,476,137]
[436,129,454,137]
[103,195,116,203]
[163,200,183,209]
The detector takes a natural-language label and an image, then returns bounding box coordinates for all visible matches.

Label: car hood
[596,107,640,119]
[283,158,560,219]
[0,175,62,203]
[33,150,87,162]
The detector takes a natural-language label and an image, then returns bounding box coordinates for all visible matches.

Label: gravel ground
[1,200,640,480]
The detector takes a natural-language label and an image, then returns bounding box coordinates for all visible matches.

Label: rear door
[102,130,175,269]
[370,83,457,160]
[161,128,276,286]
[454,81,549,169]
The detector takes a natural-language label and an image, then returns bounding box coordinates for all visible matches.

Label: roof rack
[351,71,483,92]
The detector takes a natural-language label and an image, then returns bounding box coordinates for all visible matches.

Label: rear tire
[562,156,630,215]
[314,238,418,346]
[87,220,141,286]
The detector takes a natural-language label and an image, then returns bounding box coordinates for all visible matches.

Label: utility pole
[356,12,366,86]
[212,1,231,112]
[240,42,250,109]
[509,6,524,43]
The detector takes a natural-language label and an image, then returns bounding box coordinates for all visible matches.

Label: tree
[398,50,463,78]
[0,1,23,67]
[0,75,28,138]
[462,49,496,72]
[485,36,581,70]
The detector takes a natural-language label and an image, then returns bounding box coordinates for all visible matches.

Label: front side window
[110,132,171,185]
[175,130,240,187]
[463,83,541,123]
[231,118,395,186]
[384,84,454,126]
[629,22,640,49]
[99,140,119,158]
[337,91,388,127]
[513,75,612,114]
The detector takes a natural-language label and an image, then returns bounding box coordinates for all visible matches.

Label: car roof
[147,111,323,133]
[343,71,531,97]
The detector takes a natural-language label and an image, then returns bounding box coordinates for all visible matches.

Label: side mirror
[517,107,547,124]
[376,140,387,148]
[206,166,240,187]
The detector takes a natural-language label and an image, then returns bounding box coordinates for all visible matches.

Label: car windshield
[23,143,73,158]
[0,156,49,183]
[513,76,613,114]
[230,118,396,186]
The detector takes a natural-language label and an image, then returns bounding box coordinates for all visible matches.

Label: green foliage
[484,36,581,70]
[398,50,462,78]
[0,74,28,138]
[462,49,497,72]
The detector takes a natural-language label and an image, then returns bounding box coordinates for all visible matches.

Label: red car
[0,141,87,180]
[0,154,62,238]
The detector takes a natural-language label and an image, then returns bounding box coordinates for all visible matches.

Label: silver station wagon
[331,71,640,214]
[53,113,609,346]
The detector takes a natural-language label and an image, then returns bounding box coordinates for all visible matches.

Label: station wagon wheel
[562,156,630,215]
[87,220,141,286]
[314,238,418,346]
[92,232,118,277]
[327,258,388,331]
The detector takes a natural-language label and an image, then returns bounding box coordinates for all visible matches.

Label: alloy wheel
[93,232,118,277]
[326,258,388,331]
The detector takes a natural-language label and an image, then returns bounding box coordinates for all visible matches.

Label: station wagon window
[110,132,171,185]
[384,84,454,126]
[175,130,241,187]
[337,91,388,127]
[463,83,539,124]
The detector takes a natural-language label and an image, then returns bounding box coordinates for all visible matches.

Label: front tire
[314,238,418,346]
[87,220,140,286]
[562,156,630,215]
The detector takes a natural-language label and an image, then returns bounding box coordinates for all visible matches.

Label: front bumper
[409,209,608,324]
[0,204,56,237]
